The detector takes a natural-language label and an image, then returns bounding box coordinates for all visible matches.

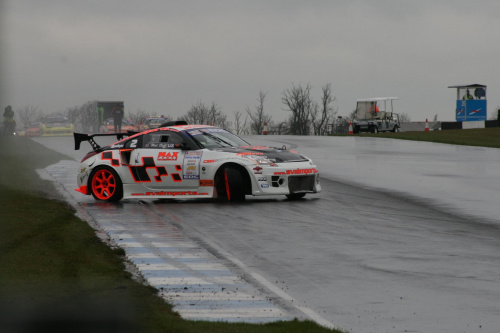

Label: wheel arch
[214,162,252,195]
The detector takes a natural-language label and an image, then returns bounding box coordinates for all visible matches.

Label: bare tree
[246,90,272,134]
[282,83,314,135]
[16,105,42,129]
[78,101,98,132]
[312,83,337,135]
[65,106,80,126]
[309,102,320,134]
[268,120,289,135]
[208,102,230,129]
[181,101,230,129]
[348,108,358,121]
[128,108,149,124]
[181,101,210,125]
[399,113,411,122]
[232,110,248,135]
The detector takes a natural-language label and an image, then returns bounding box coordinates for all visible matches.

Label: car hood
[212,146,309,163]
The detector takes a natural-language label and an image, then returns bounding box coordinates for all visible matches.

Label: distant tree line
[13,82,402,135]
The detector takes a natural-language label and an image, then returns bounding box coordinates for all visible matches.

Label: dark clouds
[3,1,500,122]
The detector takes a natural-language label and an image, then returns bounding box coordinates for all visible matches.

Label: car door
[130,130,201,190]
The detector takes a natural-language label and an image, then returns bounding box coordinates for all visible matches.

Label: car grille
[288,175,315,193]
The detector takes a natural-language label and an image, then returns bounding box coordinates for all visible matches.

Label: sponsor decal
[261,183,270,188]
[146,143,175,148]
[273,168,319,175]
[241,145,270,150]
[131,191,209,196]
[257,177,267,182]
[199,180,214,186]
[237,152,264,156]
[79,172,88,184]
[203,159,215,163]
[183,151,202,179]
[253,166,263,174]
[157,151,178,161]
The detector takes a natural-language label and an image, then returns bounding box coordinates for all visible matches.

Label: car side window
[124,136,142,149]
[143,131,184,149]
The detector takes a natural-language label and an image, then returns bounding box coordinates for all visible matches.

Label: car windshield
[187,128,249,148]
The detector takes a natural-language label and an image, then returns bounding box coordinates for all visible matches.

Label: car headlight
[243,155,276,166]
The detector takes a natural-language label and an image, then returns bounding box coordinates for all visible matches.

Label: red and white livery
[74,121,321,202]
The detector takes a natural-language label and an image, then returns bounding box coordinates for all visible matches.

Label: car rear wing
[73,132,131,151]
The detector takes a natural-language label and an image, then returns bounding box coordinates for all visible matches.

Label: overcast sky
[2,0,500,123]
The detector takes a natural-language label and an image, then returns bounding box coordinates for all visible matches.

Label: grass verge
[350,127,500,148]
[0,136,339,333]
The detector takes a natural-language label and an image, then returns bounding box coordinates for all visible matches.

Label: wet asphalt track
[35,135,500,333]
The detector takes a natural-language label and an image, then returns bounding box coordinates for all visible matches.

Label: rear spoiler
[73,132,131,151]
[74,121,189,150]
[159,120,188,128]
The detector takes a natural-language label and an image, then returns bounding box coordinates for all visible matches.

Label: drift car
[139,117,166,131]
[74,121,321,202]
[99,118,139,133]
[26,122,42,137]
[41,116,74,136]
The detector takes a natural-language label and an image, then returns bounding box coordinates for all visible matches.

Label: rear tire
[371,126,379,133]
[216,166,245,202]
[89,167,123,202]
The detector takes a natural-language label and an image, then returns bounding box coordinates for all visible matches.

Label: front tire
[216,166,245,202]
[371,125,379,133]
[286,193,306,200]
[89,167,123,202]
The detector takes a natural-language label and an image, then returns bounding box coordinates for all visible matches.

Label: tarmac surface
[35,135,500,333]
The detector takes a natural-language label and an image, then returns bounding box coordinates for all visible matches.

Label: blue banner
[456,100,487,121]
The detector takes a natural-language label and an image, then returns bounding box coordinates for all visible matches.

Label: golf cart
[352,97,400,133]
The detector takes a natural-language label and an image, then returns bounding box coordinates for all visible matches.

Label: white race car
[74,121,321,202]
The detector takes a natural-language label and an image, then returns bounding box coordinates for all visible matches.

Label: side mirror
[175,142,190,150]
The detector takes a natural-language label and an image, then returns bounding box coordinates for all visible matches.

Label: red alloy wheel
[91,169,117,200]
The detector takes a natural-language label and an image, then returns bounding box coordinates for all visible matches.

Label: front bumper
[249,163,321,196]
